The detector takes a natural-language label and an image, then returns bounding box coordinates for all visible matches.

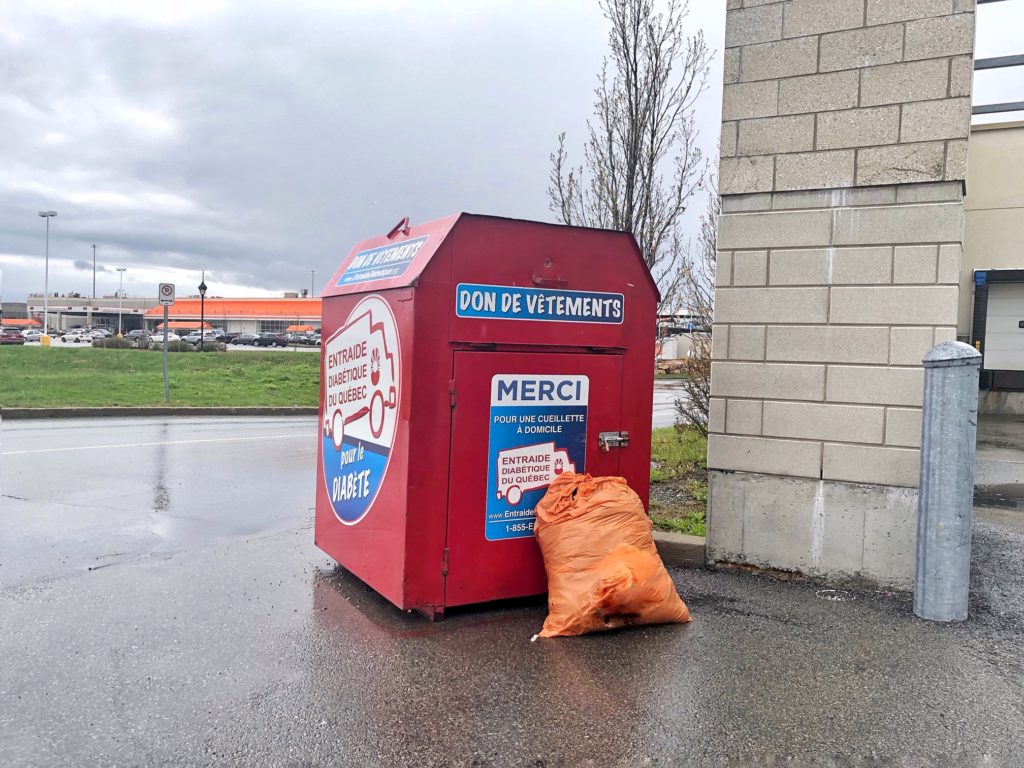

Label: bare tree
[548,0,711,312]
[674,179,717,436]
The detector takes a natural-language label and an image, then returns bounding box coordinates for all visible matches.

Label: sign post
[158,283,175,402]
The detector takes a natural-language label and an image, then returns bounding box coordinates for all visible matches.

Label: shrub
[146,340,191,352]
[93,337,131,349]
[145,340,226,352]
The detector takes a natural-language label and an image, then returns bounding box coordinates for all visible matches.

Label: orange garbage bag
[534,472,691,637]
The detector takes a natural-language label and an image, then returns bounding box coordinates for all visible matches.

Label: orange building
[144,297,321,334]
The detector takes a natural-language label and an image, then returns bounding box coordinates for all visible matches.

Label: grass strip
[0,347,320,407]
[649,425,708,537]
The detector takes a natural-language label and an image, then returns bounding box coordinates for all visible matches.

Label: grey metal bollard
[914,340,982,622]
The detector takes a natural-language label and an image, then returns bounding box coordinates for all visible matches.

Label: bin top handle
[386,216,411,239]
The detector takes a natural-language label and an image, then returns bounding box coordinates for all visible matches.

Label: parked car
[125,329,150,340]
[254,332,288,347]
[150,331,181,344]
[60,329,93,344]
[232,333,258,345]
[0,329,26,345]
[181,332,218,346]
[21,329,43,342]
[92,328,113,338]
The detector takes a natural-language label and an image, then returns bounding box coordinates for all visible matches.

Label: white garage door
[985,283,1024,371]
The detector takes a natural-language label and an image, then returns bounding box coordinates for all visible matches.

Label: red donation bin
[315,213,658,618]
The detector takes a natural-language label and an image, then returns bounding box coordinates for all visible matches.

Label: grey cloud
[0,1,666,301]
[72,260,110,272]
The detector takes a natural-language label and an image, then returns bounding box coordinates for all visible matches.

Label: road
[1,416,317,587]
[3,417,1023,766]
[652,378,686,428]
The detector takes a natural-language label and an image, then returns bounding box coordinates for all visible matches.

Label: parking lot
[3,415,1023,765]
[20,337,319,351]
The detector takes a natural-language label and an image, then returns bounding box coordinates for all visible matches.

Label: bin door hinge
[448,379,456,407]
[441,548,449,577]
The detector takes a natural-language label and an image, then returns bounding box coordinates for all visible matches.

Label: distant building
[963,120,1024,391]
[143,297,321,334]
[26,294,156,332]
[23,293,323,335]
[1,301,28,323]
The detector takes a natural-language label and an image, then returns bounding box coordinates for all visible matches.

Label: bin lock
[599,431,630,451]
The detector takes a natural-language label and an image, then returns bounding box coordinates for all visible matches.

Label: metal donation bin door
[445,351,623,606]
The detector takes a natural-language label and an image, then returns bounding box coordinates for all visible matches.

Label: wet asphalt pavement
[651,379,685,429]
[3,416,1024,766]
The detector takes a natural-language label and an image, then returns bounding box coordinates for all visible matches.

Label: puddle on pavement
[816,589,856,602]
[975,484,1024,510]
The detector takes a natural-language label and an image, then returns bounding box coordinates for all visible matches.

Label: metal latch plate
[599,431,630,451]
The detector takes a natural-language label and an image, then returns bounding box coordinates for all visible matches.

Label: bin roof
[323,213,657,299]
[323,214,461,297]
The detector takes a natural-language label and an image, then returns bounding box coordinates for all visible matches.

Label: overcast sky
[0,1,1020,303]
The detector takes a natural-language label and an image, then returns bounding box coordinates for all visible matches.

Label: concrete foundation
[979,390,1024,416]
[707,470,918,587]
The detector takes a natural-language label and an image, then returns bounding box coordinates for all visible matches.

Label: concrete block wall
[711,182,962,486]
[709,0,975,586]
[721,0,975,195]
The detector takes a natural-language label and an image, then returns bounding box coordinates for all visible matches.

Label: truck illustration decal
[495,442,576,506]
[321,294,401,525]
[485,374,589,541]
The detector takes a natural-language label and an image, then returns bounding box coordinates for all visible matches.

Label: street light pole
[88,243,97,328]
[311,270,315,297]
[198,272,207,351]
[38,211,57,336]
[116,267,127,335]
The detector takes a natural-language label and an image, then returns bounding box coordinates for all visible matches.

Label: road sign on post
[159,283,175,306]
[162,305,170,402]
[158,284,173,402]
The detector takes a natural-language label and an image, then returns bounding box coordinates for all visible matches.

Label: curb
[654,531,706,569]
[1,406,319,420]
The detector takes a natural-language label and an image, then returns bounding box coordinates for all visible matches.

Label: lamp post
[311,270,315,297]
[116,267,127,335]
[38,211,57,336]
[198,273,207,351]
[86,244,97,328]
[91,244,97,327]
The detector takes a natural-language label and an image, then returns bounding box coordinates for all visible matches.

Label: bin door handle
[386,216,411,239]
[599,431,630,452]
[532,274,568,288]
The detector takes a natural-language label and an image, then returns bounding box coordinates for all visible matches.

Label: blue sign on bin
[455,282,624,324]
[337,236,428,286]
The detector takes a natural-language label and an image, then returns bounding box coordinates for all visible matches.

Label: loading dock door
[984,283,1024,371]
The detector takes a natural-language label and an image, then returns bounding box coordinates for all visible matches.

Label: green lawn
[649,425,708,536]
[0,346,320,407]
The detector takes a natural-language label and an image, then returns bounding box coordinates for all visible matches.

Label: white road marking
[2,433,312,456]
